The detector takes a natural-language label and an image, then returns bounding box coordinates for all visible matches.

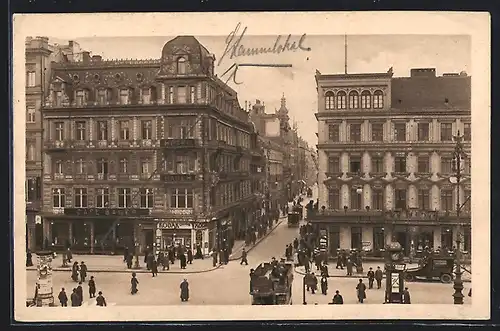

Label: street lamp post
[302,274,307,305]
[452,131,465,305]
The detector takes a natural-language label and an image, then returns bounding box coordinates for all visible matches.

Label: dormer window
[76,89,89,106]
[177,57,187,74]
[55,91,63,107]
[120,88,131,105]
[98,88,109,105]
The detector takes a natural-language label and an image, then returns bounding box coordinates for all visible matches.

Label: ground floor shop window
[116,222,134,249]
[328,226,340,255]
[93,219,115,251]
[50,222,70,247]
[208,228,215,251]
[162,229,191,249]
[415,231,433,251]
[351,226,362,250]
[72,222,91,249]
[462,227,471,254]
[373,226,385,251]
[441,227,453,250]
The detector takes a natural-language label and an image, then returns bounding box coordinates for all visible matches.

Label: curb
[228,218,286,262]
[293,266,472,283]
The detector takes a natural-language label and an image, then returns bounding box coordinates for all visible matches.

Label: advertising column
[36,251,54,306]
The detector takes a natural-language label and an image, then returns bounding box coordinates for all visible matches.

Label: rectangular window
[55,91,62,106]
[26,177,40,201]
[141,158,151,175]
[27,107,35,123]
[190,86,196,103]
[27,142,35,161]
[54,160,63,174]
[373,226,385,251]
[350,189,362,209]
[371,157,384,173]
[417,156,430,173]
[168,119,195,139]
[97,121,108,141]
[441,157,453,174]
[168,86,174,104]
[440,123,453,141]
[76,121,86,141]
[141,120,152,140]
[418,189,430,210]
[96,188,109,208]
[97,158,108,175]
[175,155,195,173]
[55,122,64,141]
[170,188,194,208]
[76,90,89,106]
[328,188,339,209]
[349,156,361,173]
[418,122,430,141]
[119,158,128,173]
[120,89,130,105]
[394,123,406,141]
[142,87,151,104]
[119,121,130,140]
[140,188,154,208]
[351,227,362,250]
[350,124,361,142]
[27,71,36,87]
[328,156,340,173]
[328,124,339,142]
[463,123,471,141]
[76,158,86,174]
[177,86,187,103]
[52,188,65,208]
[74,188,88,208]
[372,190,384,210]
[395,189,407,209]
[336,93,346,109]
[98,89,107,105]
[395,156,407,173]
[440,189,453,211]
[372,123,383,141]
[349,93,358,109]
[118,188,132,208]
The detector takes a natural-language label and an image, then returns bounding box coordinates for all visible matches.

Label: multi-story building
[25,37,84,251]
[312,67,471,258]
[41,36,262,255]
[259,136,285,215]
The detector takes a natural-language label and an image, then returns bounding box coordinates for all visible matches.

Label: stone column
[111,117,116,141]
[160,116,165,139]
[153,117,158,140]
[133,117,138,141]
[160,83,166,104]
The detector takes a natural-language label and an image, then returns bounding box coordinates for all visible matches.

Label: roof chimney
[82,51,91,63]
[410,68,436,78]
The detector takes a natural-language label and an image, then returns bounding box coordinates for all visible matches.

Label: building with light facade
[40,36,264,255]
[312,67,471,258]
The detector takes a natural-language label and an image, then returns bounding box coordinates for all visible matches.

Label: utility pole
[452,130,464,304]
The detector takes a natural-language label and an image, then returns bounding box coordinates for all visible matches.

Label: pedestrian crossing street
[81,298,117,307]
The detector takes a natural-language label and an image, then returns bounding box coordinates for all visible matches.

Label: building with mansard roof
[312,67,471,258]
[41,35,265,255]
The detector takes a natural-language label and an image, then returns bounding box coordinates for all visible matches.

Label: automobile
[403,254,455,283]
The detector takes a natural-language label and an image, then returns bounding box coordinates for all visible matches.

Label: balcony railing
[160,138,198,148]
[44,140,68,151]
[309,208,471,222]
[161,173,198,182]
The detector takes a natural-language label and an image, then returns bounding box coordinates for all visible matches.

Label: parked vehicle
[250,261,294,305]
[403,255,455,283]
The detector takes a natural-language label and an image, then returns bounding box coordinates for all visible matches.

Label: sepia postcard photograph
[12,11,490,322]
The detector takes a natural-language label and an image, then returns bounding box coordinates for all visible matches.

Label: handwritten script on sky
[219,23,312,85]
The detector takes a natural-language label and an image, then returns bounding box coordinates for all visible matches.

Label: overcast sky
[58,34,470,146]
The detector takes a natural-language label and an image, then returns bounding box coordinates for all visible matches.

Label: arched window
[177,57,187,74]
[373,90,384,109]
[336,91,347,109]
[348,91,359,109]
[361,90,371,109]
[325,91,335,110]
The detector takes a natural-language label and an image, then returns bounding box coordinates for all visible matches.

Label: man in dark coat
[179,253,187,269]
[321,263,329,278]
[71,262,79,282]
[195,244,203,259]
[367,267,375,289]
[320,275,328,295]
[223,248,229,265]
[126,252,133,269]
[66,247,73,263]
[123,246,129,262]
[187,248,193,264]
[131,272,139,294]
[249,269,256,294]
[76,282,84,306]
[168,246,175,264]
[346,259,353,276]
[147,252,155,271]
[26,249,33,267]
[96,291,107,306]
[331,290,344,304]
[240,248,249,265]
[356,279,367,303]
[211,249,218,267]
[293,238,299,251]
[70,288,80,307]
[157,252,165,270]
[375,266,384,289]
[144,246,151,268]
[151,259,158,277]
[402,287,411,304]
[88,276,96,298]
[79,262,87,282]
[308,273,318,294]
[180,279,189,302]
[58,288,68,306]
[336,253,343,269]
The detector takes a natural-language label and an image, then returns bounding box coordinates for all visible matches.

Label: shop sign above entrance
[64,208,151,217]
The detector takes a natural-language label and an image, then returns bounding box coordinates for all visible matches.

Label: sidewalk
[294,261,472,282]
[26,216,286,274]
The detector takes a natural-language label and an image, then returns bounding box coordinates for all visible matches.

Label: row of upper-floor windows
[210,180,253,207]
[324,90,384,110]
[327,154,471,174]
[327,186,471,212]
[47,118,251,148]
[327,121,471,142]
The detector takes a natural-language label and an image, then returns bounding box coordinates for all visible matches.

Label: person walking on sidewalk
[375,266,383,289]
[240,248,249,265]
[402,287,411,304]
[151,259,158,277]
[367,267,375,289]
[71,262,79,282]
[96,291,107,306]
[356,279,367,303]
[131,272,139,295]
[336,253,344,270]
[70,288,80,307]
[88,276,96,298]
[180,279,189,302]
[76,282,84,306]
[187,248,193,265]
[320,275,328,295]
[58,288,68,307]
[123,246,129,262]
[211,249,218,267]
[79,262,87,283]
[346,259,353,276]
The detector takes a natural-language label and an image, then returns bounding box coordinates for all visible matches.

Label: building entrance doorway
[395,231,409,256]
[143,229,154,250]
